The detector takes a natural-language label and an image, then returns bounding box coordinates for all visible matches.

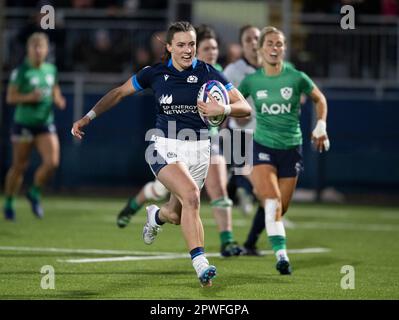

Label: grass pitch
[0,196,398,299]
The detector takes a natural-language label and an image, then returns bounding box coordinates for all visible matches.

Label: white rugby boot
[142,205,162,245]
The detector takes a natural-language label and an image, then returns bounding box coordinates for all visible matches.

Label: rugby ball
[197,80,230,127]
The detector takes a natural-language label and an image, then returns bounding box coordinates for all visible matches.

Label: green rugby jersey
[9,59,58,126]
[239,63,314,149]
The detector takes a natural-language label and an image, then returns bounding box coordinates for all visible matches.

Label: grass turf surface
[0,196,398,299]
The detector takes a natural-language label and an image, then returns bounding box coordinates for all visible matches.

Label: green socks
[4,196,15,210]
[128,198,142,214]
[28,185,41,201]
[220,230,234,245]
[268,235,286,252]
[268,235,289,261]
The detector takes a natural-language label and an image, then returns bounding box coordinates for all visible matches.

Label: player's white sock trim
[276,249,289,261]
[192,254,209,277]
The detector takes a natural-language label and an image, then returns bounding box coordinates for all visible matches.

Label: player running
[116,25,242,258]
[196,25,242,257]
[238,26,329,274]
[224,25,261,219]
[3,32,66,221]
[71,21,251,286]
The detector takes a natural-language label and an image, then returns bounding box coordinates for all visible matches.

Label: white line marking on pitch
[57,248,330,264]
[0,246,178,256]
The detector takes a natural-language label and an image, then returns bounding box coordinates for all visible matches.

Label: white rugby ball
[197,80,230,127]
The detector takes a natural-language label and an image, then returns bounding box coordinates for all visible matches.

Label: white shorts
[145,136,210,189]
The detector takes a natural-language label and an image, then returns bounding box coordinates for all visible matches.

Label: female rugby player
[71,21,251,286]
[3,32,66,221]
[239,26,329,275]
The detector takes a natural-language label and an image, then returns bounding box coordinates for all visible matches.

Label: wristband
[312,119,327,138]
[223,104,231,116]
[85,110,97,120]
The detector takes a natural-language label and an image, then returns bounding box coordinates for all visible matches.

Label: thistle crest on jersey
[280,87,293,100]
[197,80,229,127]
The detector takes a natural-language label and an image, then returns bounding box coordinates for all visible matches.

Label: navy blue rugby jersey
[131,58,234,139]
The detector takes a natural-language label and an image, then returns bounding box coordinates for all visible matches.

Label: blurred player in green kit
[3,32,66,221]
[239,27,330,274]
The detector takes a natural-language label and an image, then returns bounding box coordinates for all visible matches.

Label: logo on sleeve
[280,87,293,100]
[45,75,55,86]
[187,75,198,83]
[164,75,169,81]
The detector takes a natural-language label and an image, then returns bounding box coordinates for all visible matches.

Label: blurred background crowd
[1,0,398,203]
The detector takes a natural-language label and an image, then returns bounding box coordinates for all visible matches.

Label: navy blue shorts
[11,123,57,142]
[253,140,304,178]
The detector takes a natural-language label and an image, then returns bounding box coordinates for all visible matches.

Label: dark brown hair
[195,24,217,48]
[239,25,256,45]
[162,21,196,62]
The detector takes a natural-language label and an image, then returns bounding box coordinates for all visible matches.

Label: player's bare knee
[43,159,59,172]
[258,191,280,204]
[12,161,29,173]
[182,187,200,210]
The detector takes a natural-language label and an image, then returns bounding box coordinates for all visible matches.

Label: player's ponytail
[162,21,196,63]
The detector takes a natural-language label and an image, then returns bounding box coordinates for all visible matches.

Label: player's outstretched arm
[6,85,42,105]
[310,86,329,152]
[71,78,136,139]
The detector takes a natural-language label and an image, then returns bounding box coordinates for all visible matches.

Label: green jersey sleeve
[238,76,250,98]
[299,71,315,95]
[9,67,24,87]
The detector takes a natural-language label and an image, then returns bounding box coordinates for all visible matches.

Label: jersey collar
[167,58,198,71]
[242,57,258,70]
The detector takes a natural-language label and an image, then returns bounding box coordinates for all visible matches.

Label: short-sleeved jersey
[131,58,233,139]
[239,63,315,149]
[9,59,58,126]
[224,58,257,130]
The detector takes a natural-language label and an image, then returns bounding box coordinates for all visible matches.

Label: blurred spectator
[382,0,399,16]
[150,31,166,63]
[124,0,139,11]
[132,46,152,72]
[72,29,127,72]
[11,3,67,70]
[223,43,242,66]
[71,0,94,8]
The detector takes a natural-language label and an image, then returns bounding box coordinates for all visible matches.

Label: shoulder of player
[9,62,27,81]
[39,62,57,74]
[243,68,262,81]
[224,59,246,72]
[197,60,217,73]
[284,62,306,77]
